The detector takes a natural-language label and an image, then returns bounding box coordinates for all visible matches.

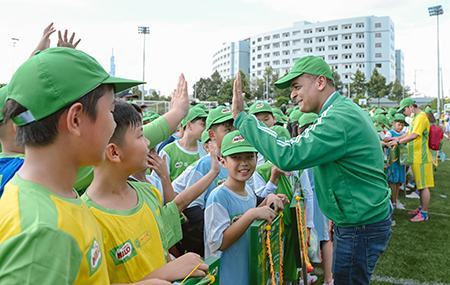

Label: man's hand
[232,72,244,119]
[170,74,189,118]
[57,29,81,48]
[30,23,56,57]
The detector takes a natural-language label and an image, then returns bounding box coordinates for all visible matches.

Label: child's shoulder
[128,180,163,206]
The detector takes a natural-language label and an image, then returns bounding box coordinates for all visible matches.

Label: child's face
[118,125,150,173]
[393,121,404,132]
[187,118,206,140]
[255,112,276,128]
[82,90,116,165]
[209,121,235,150]
[222,152,257,182]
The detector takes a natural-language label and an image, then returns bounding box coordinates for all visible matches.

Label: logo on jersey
[175,161,183,168]
[110,240,137,265]
[87,239,102,276]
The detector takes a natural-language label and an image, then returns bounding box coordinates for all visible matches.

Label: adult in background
[389,98,434,222]
[232,56,392,285]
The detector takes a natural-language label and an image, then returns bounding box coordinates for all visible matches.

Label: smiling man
[232,56,392,285]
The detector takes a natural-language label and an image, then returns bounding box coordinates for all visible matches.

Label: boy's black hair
[109,100,142,146]
[209,119,234,131]
[298,123,313,135]
[4,84,113,147]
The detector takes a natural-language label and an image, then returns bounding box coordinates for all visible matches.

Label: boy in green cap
[248,100,276,127]
[0,47,143,284]
[232,55,392,284]
[204,130,286,285]
[272,107,289,126]
[160,106,207,181]
[389,98,434,222]
[82,100,214,284]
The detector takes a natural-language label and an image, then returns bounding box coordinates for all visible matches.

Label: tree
[349,69,367,99]
[251,78,265,100]
[333,71,343,94]
[131,86,142,98]
[192,71,223,101]
[389,80,406,103]
[367,68,391,106]
[217,70,251,104]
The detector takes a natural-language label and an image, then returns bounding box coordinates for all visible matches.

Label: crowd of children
[0,24,447,285]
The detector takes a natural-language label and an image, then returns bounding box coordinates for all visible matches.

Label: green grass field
[371,140,450,285]
[311,141,450,285]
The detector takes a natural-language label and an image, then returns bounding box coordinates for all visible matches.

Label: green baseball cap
[374,108,387,115]
[274,56,334,89]
[7,47,144,126]
[143,113,160,123]
[181,107,208,127]
[388,108,396,116]
[397,98,416,113]
[200,130,210,144]
[272,107,288,124]
[374,114,389,127]
[393,113,409,126]
[289,109,303,123]
[0,85,8,123]
[424,106,433,114]
[249,100,273,115]
[298,112,318,128]
[221,130,257,157]
[270,125,290,139]
[206,106,233,130]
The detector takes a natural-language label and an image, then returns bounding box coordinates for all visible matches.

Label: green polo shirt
[235,92,391,227]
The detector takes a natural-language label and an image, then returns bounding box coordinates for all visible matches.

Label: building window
[344,64,352,69]
[328,25,338,31]
[257,37,262,42]
[273,34,280,39]
[304,29,312,34]
[316,27,325,32]
[304,38,313,44]
[356,43,365,48]
[257,71,262,75]
[252,73,255,77]
[282,59,290,64]
[257,46,262,51]
[304,47,313,53]
[356,63,365,68]
[375,42,382,48]
[342,24,352,29]
[273,42,280,48]
[375,22,382,28]
[293,39,301,45]
[282,50,290,55]
[282,41,290,47]
[273,51,280,56]
[356,33,364,39]
[328,35,338,41]
[264,61,270,66]
[257,63,262,67]
[293,48,301,55]
[356,22,365,28]
[282,32,290,37]
[273,60,280,65]
[316,46,325,52]
[328,54,338,60]
[375,32,382,38]
[264,44,270,50]
[316,37,325,43]
[343,54,352,59]
[328,45,338,51]
[356,53,365,58]
[257,54,262,59]
[375,63,382,68]
[264,35,270,41]
[375,53,382,58]
[343,34,352,40]
[342,44,352,49]
[292,30,301,36]
[264,53,270,58]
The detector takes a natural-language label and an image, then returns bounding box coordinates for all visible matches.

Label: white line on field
[372,275,450,285]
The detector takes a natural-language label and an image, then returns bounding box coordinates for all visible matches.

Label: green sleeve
[160,201,182,250]
[0,226,82,284]
[235,111,347,171]
[143,116,171,149]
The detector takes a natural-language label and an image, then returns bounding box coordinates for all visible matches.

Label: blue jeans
[333,216,392,285]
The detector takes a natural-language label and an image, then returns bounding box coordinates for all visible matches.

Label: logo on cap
[232,135,245,143]
[222,108,231,113]
[256,102,264,109]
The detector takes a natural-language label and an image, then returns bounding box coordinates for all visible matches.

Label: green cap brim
[396,106,406,113]
[222,146,257,157]
[103,76,144,93]
[207,114,233,130]
[274,72,302,89]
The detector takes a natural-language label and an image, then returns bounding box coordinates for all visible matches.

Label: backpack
[428,125,444,150]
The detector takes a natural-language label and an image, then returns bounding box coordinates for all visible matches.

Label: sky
[1,0,449,99]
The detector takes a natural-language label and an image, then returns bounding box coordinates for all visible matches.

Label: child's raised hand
[57,29,81,48]
[209,142,220,174]
[147,150,169,179]
[251,206,276,223]
[31,23,56,57]
[170,74,190,119]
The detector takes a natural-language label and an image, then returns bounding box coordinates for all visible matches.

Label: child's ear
[65,102,84,136]
[105,143,121,163]
[219,156,226,167]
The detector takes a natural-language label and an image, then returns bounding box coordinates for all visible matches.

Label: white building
[249,16,396,85]
[395,49,405,86]
[212,39,250,80]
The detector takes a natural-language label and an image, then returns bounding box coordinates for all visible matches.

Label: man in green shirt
[232,56,392,285]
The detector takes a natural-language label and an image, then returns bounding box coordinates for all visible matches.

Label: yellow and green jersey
[407,111,432,164]
[160,140,201,181]
[81,181,182,284]
[0,175,109,284]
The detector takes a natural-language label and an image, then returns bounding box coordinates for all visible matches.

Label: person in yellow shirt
[83,96,219,284]
[389,98,434,222]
